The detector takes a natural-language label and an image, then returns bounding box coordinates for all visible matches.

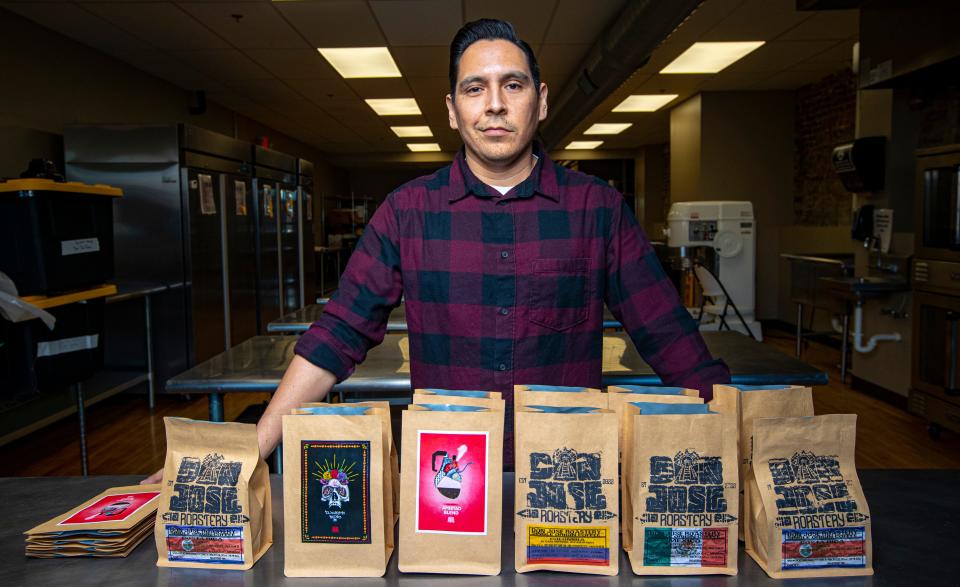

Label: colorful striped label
[781,527,866,569]
[165,525,244,564]
[526,525,609,566]
[643,527,727,567]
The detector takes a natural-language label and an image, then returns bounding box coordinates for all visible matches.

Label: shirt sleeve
[294,194,403,382]
[603,197,731,401]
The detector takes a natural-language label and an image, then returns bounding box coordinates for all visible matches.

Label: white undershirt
[487,154,539,196]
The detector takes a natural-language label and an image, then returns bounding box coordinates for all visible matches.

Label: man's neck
[464,145,537,188]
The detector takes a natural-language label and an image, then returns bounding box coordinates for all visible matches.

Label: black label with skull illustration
[301,440,371,543]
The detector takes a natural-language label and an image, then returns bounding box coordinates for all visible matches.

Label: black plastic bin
[0,179,121,296]
[2,300,105,398]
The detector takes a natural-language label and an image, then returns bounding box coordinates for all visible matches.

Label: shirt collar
[447,141,560,203]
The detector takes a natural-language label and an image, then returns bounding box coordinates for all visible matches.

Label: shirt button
[498,363,507,371]
[499,308,509,316]
[500,251,509,259]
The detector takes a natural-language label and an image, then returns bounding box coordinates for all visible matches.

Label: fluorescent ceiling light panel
[317,47,401,78]
[407,143,441,152]
[391,126,433,138]
[612,94,679,112]
[365,98,421,116]
[584,123,632,135]
[660,41,765,74]
[565,141,603,150]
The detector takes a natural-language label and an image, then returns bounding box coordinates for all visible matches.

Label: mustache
[477,121,516,131]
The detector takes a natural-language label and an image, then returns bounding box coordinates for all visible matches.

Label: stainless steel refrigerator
[252,146,298,332]
[64,124,258,384]
[298,158,317,306]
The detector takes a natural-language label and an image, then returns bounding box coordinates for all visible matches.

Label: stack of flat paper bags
[24,485,160,558]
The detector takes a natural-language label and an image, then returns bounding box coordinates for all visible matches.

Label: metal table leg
[841,311,850,384]
[209,393,225,422]
[75,383,88,477]
[796,302,803,358]
[145,295,155,409]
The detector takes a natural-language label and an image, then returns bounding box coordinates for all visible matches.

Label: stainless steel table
[268,303,627,334]
[2,470,951,585]
[165,331,828,421]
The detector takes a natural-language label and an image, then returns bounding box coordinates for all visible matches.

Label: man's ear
[445,94,459,130]
[538,83,549,122]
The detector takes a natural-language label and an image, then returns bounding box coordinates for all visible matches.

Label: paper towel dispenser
[832,136,885,192]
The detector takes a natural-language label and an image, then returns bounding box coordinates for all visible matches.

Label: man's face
[446,39,548,166]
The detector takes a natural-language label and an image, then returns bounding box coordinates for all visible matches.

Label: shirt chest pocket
[526,258,590,331]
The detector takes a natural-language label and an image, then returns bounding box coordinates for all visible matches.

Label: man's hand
[141,469,163,485]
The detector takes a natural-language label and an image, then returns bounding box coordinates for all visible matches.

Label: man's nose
[486,87,506,115]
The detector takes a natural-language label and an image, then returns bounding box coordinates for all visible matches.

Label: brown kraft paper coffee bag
[514,406,619,575]
[283,406,392,577]
[609,389,704,551]
[734,384,813,541]
[302,401,399,526]
[155,418,272,570]
[624,403,738,575]
[746,414,872,578]
[398,404,504,575]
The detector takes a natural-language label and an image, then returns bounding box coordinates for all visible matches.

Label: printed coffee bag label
[161,453,247,565]
[162,453,247,526]
[301,440,372,544]
[636,450,735,569]
[768,451,867,569]
[639,449,735,528]
[415,431,488,535]
[517,447,616,566]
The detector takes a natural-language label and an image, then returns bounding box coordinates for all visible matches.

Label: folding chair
[692,261,758,341]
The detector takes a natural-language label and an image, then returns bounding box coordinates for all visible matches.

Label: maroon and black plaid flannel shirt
[295,144,730,454]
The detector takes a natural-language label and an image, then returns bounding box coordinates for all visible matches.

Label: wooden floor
[1,330,958,476]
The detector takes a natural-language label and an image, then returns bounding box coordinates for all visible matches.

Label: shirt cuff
[293,328,357,384]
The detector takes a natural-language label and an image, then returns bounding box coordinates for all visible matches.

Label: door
[279,184,301,314]
[913,290,960,403]
[255,180,282,333]
[225,176,258,346]
[916,150,960,262]
[300,186,317,305]
[185,168,226,364]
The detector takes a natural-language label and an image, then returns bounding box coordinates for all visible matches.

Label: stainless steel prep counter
[3,470,951,585]
[165,331,828,421]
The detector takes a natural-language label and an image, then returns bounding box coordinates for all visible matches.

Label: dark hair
[448,18,541,98]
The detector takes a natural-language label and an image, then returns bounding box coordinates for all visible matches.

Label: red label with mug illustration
[58,491,160,525]
[415,431,488,535]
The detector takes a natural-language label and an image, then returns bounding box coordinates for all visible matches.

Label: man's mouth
[480,126,512,136]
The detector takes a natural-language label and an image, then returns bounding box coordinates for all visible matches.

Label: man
[144,18,728,482]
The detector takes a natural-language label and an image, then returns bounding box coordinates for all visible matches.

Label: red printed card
[58,491,160,526]
[415,431,488,535]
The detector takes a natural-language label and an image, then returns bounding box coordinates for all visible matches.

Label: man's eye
[465,86,482,94]
[506,83,522,90]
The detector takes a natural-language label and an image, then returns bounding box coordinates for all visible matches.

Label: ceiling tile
[723,40,838,74]
[370,0,462,47]
[701,4,812,41]
[172,49,273,81]
[542,0,622,45]
[345,77,416,99]
[748,69,826,90]
[779,10,858,41]
[537,44,589,90]
[2,2,148,53]
[227,79,302,103]
[178,2,308,49]
[283,76,356,102]
[273,0,386,47]
[391,46,449,78]
[244,48,340,79]
[82,2,230,50]
[464,0,558,46]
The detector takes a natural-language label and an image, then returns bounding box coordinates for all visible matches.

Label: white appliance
[665,201,762,340]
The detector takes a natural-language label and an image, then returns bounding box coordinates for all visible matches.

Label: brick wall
[793,69,857,226]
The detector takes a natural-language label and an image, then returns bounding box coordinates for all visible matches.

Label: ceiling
[3,0,858,160]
